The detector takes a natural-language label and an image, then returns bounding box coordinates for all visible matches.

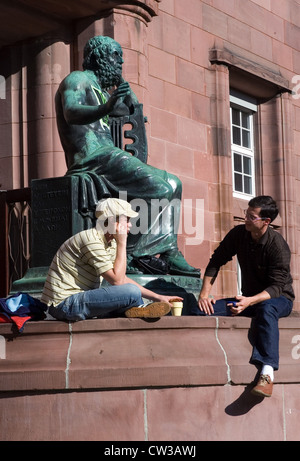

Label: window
[230,90,257,199]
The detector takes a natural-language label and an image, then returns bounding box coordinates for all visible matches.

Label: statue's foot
[160,250,200,277]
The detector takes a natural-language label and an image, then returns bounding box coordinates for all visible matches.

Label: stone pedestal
[11,176,87,297]
[11,176,202,307]
[31,176,86,267]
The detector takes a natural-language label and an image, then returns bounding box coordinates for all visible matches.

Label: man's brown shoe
[125,302,171,318]
[251,374,273,397]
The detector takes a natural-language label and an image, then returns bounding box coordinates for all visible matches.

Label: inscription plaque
[31,176,84,267]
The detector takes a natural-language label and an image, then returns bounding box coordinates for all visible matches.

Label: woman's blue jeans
[191,296,293,370]
[48,283,143,322]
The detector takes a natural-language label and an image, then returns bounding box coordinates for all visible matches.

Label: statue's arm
[60,73,108,125]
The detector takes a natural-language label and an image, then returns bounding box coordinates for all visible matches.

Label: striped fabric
[41,228,116,306]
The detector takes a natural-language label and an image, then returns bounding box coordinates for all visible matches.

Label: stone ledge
[0,316,299,392]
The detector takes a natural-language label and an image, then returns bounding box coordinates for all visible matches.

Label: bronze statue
[55,35,199,277]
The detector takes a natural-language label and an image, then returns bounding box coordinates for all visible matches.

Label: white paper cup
[171,300,183,316]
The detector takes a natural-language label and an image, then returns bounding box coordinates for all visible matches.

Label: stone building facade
[0,0,300,309]
[1,1,300,442]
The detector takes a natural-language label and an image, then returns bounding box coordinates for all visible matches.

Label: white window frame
[236,257,242,296]
[230,90,257,200]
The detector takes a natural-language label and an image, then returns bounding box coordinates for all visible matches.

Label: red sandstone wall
[0,316,299,441]
[145,1,300,306]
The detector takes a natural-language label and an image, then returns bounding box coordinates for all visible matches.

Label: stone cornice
[209,48,291,98]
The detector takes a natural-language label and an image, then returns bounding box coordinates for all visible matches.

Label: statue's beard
[95,64,122,89]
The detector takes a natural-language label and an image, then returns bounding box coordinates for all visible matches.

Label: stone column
[209,63,236,297]
[25,33,71,181]
[0,44,23,189]
[0,30,71,189]
[278,93,298,308]
[259,93,298,309]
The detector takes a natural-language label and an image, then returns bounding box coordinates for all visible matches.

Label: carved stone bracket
[105,0,161,24]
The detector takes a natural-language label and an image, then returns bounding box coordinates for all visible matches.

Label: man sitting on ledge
[194,195,294,398]
[41,198,179,320]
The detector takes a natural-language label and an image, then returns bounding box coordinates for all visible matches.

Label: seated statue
[55,35,199,277]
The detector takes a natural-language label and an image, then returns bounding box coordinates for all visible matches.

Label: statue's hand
[107,82,131,112]
[114,81,130,96]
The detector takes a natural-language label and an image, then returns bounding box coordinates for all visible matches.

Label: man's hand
[228,291,270,315]
[227,296,253,315]
[113,218,129,246]
[157,295,183,306]
[198,296,215,315]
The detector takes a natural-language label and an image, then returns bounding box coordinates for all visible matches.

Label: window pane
[234,153,242,172]
[244,176,252,195]
[243,156,251,175]
[230,100,255,197]
[232,108,240,126]
[242,129,251,148]
[232,126,241,145]
[234,173,243,192]
[242,112,250,129]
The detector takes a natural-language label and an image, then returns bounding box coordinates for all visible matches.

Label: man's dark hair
[248,195,279,222]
